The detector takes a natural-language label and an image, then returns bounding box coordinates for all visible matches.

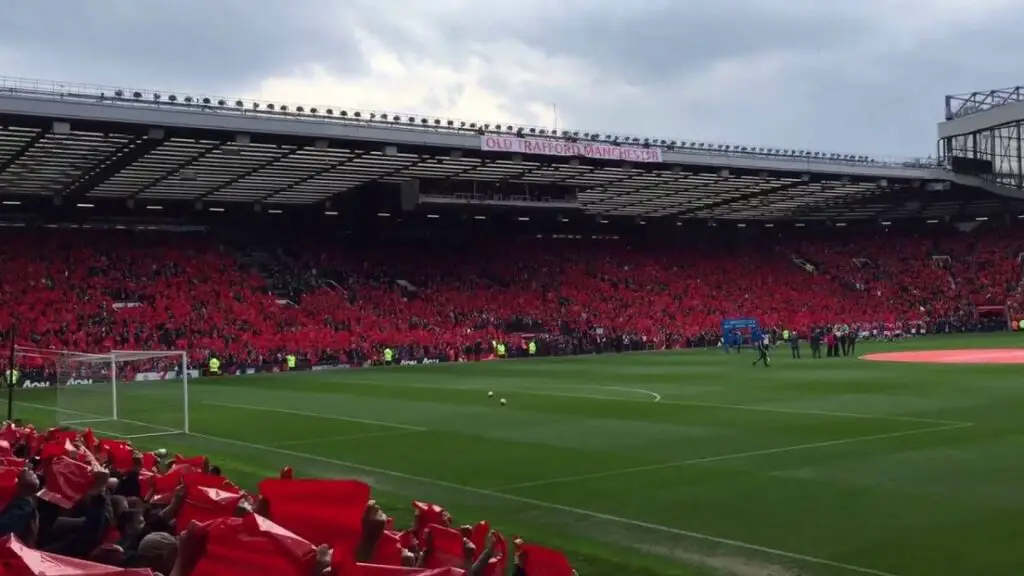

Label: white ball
[488,391,494,398]
[500,398,507,406]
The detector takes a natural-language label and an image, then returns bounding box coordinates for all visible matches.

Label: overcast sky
[1,0,1021,159]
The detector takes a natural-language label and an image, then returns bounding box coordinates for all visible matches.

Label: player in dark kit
[752,334,771,368]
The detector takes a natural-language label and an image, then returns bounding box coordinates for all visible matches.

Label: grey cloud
[5,1,1024,157]
[0,0,363,93]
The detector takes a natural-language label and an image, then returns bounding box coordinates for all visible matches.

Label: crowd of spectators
[3,225,1024,575]
[2,227,1023,369]
[0,421,564,575]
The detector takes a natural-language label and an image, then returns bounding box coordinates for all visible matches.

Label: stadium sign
[21,378,93,389]
[480,136,663,163]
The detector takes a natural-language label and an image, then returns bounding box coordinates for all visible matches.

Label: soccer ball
[488,391,494,398]
[500,398,507,406]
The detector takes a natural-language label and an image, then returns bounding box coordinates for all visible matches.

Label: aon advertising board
[21,378,93,389]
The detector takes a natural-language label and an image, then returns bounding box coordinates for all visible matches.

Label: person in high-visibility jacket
[496,343,506,358]
[208,357,221,375]
[286,354,296,370]
[383,348,394,365]
[528,341,537,356]
[3,368,18,387]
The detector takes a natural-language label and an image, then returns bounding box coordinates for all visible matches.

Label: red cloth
[189,513,318,576]
[412,501,449,540]
[0,534,153,575]
[257,478,369,554]
[422,524,465,569]
[0,457,26,469]
[37,455,93,509]
[518,543,575,576]
[98,440,135,472]
[174,454,207,469]
[469,522,505,576]
[355,566,464,576]
[0,467,21,510]
[150,467,235,503]
[370,530,405,566]
[176,486,246,534]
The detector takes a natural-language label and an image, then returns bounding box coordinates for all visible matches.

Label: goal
[12,346,190,439]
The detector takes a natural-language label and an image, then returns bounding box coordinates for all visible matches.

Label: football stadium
[1,76,1024,576]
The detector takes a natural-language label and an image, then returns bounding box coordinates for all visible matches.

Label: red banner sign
[480,136,663,163]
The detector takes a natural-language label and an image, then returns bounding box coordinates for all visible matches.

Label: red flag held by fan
[422,524,465,569]
[37,455,94,509]
[176,486,247,533]
[412,501,449,540]
[257,478,370,554]
[518,543,575,576]
[0,534,153,575]
[189,513,318,576]
[355,565,465,576]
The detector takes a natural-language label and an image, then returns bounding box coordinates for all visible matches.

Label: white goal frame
[13,346,190,439]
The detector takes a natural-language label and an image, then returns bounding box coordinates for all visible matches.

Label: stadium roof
[0,76,1017,221]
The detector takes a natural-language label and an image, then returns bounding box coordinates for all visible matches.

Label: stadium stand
[3,75,1024,576]
[3,222,1024,574]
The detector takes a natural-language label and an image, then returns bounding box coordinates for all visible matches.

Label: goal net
[12,347,190,439]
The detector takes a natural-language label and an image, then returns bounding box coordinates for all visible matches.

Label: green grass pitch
[5,334,1023,576]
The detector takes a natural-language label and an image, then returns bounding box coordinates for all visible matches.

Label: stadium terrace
[0,77,1022,576]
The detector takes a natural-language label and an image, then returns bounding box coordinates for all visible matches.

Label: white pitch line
[5,397,903,575]
[492,421,975,491]
[186,431,904,576]
[335,379,968,425]
[591,386,661,402]
[202,401,426,431]
[267,429,423,447]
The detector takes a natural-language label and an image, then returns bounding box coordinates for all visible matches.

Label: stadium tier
[3,226,1022,373]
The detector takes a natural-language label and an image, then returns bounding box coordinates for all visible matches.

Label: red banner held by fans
[480,135,663,163]
[0,534,153,575]
[258,478,370,553]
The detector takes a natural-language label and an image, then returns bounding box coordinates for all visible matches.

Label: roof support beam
[674,179,805,218]
[129,142,225,199]
[62,135,165,199]
[197,146,303,201]
[262,150,373,203]
[0,129,45,174]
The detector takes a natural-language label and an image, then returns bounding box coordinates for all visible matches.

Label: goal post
[12,346,190,439]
